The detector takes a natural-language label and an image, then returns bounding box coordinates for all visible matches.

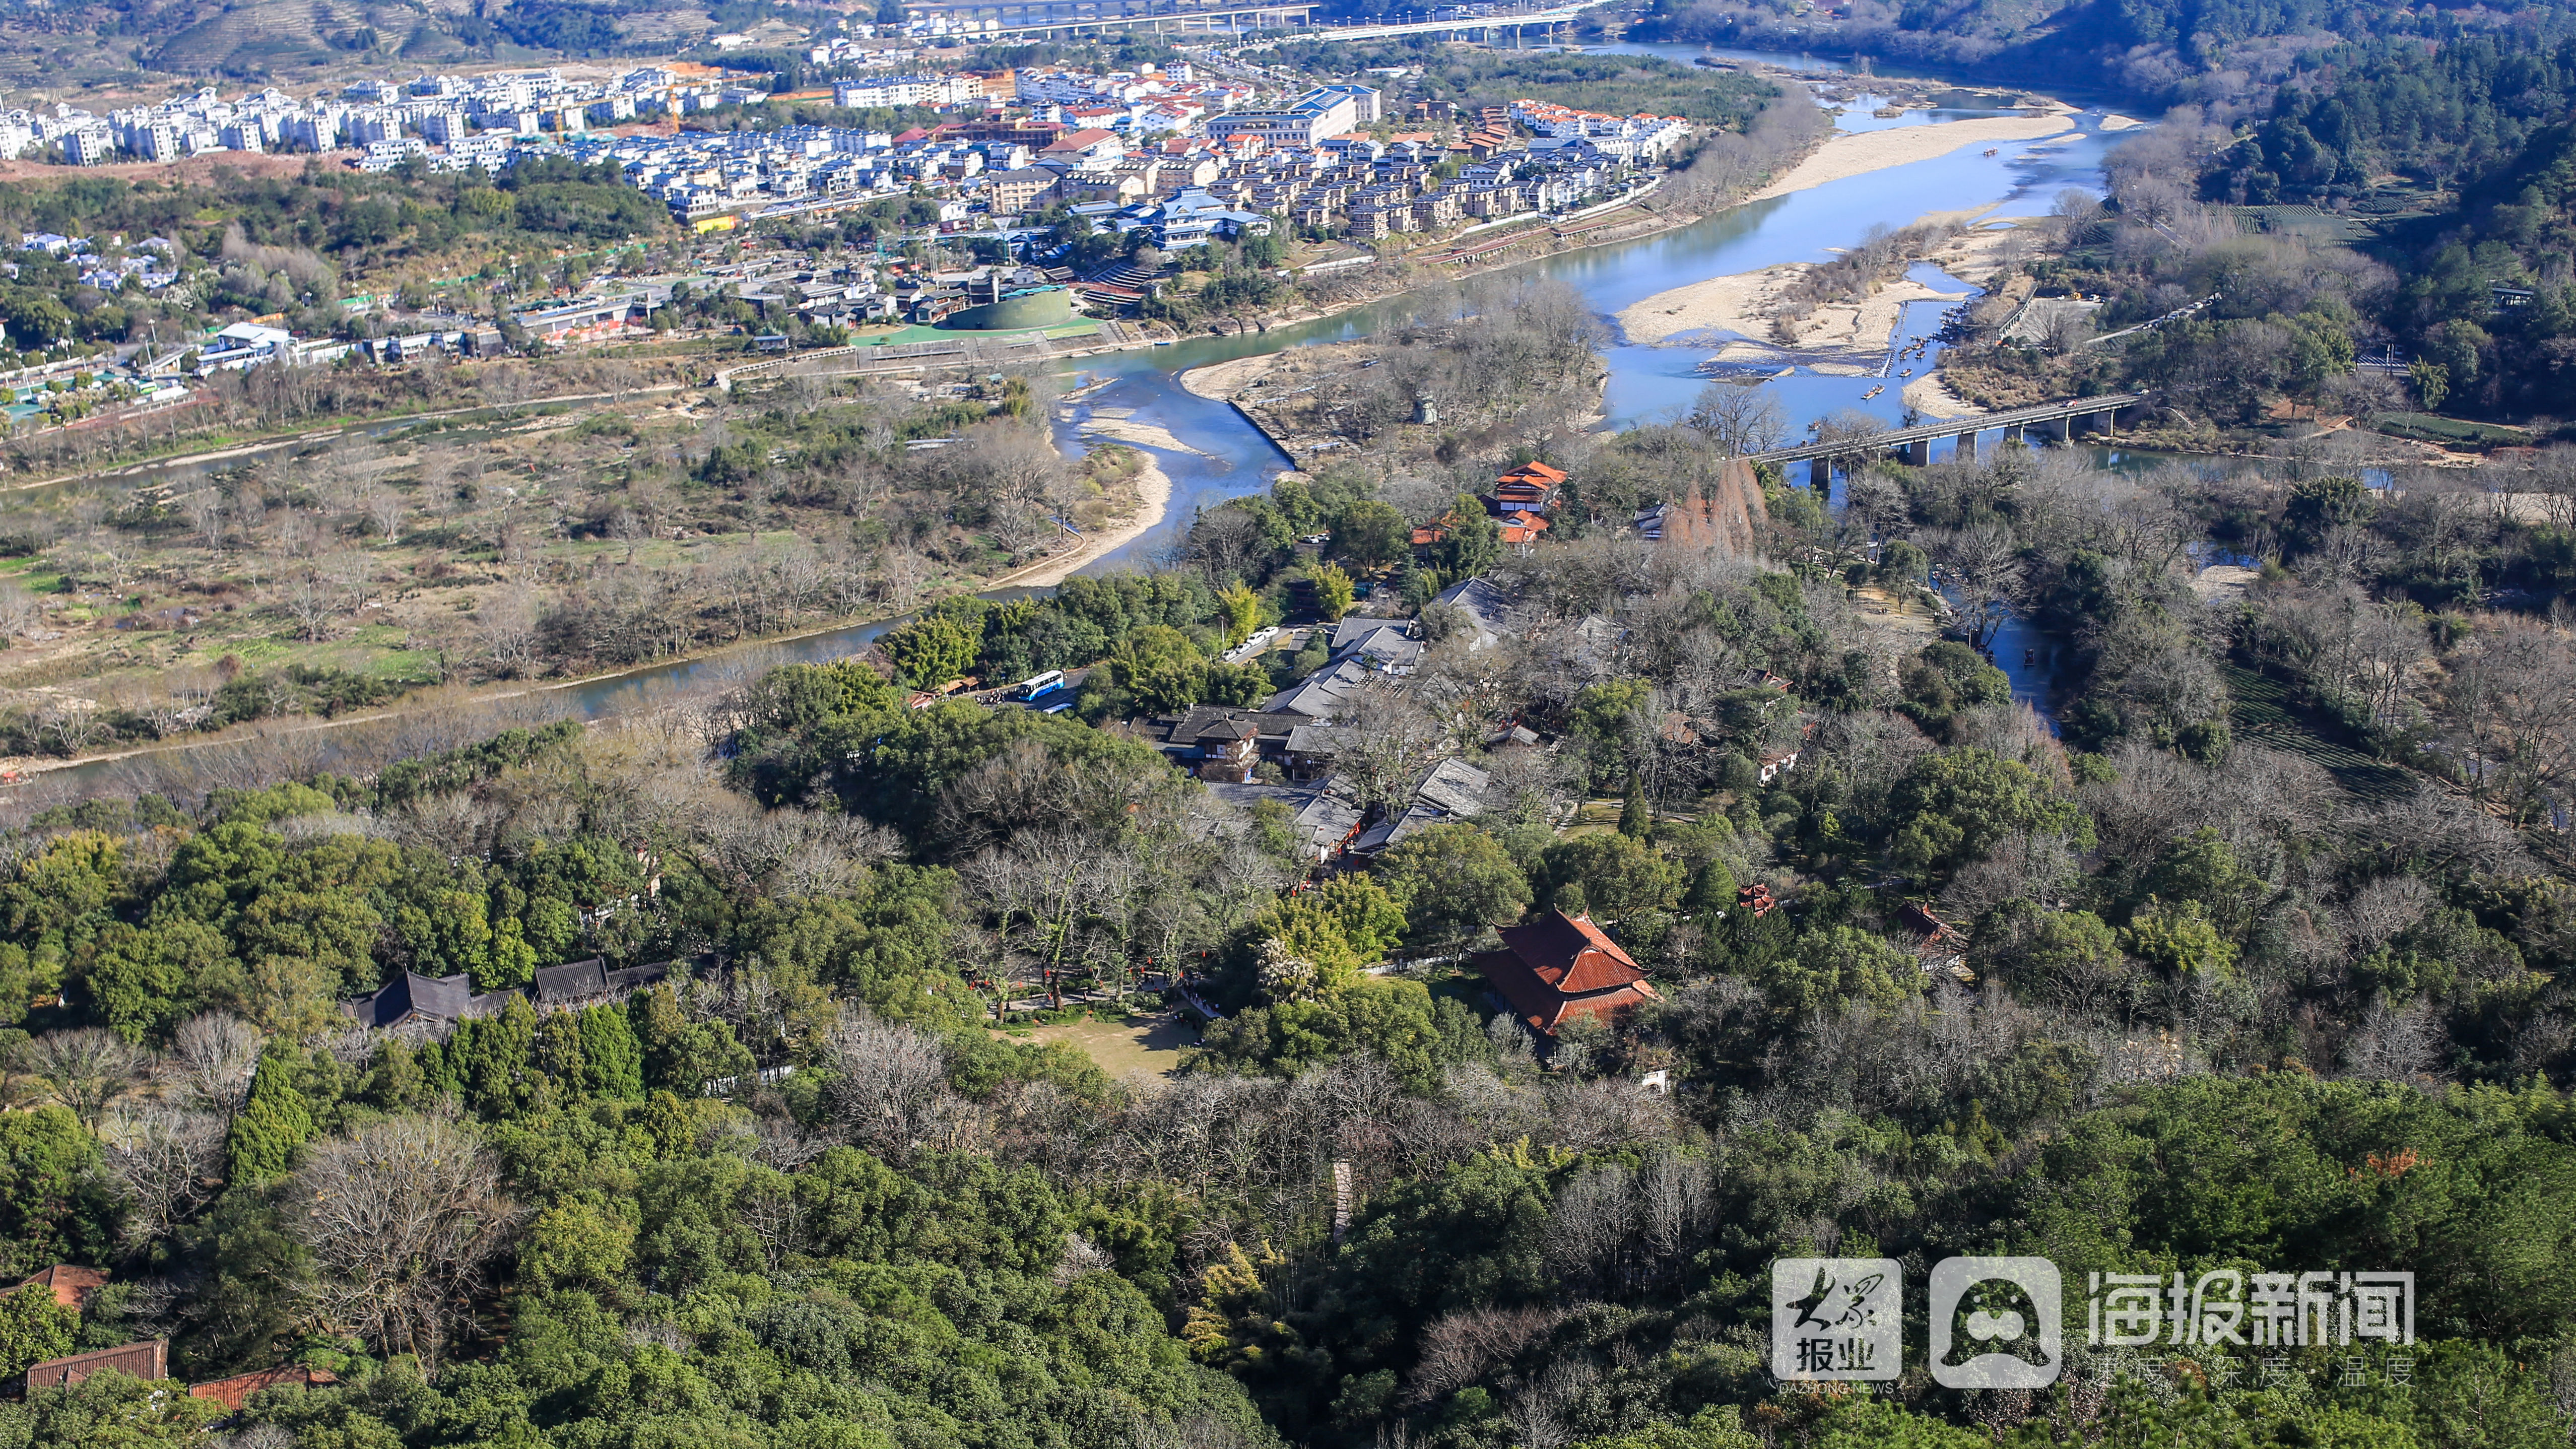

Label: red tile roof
[1497,460,1568,485]
[1474,910,1658,1035]
[26,1340,165,1389]
[189,1365,338,1410]
[15,1265,105,1310]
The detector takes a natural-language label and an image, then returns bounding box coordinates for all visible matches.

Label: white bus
[1015,670,1066,701]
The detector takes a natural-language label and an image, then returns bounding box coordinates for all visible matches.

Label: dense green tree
[0,1280,75,1379]
[1540,832,1681,917]
[0,1107,115,1277]
[1374,824,1532,946]
[1332,500,1411,570]
[1887,748,2089,879]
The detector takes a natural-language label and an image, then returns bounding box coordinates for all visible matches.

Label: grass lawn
[2371,412,2532,448]
[999,1011,1198,1079]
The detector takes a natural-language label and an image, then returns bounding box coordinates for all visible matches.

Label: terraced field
[2221,663,2415,801]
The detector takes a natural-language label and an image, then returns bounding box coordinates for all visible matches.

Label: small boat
[1899,368,1912,377]
[1862,385,1884,400]
[1984,148,1999,156]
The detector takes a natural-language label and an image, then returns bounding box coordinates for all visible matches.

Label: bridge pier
[1905,438,1931,467]
[1955,429,1979,462]
[2051,415,2072,444]
[1809,457,1830,491]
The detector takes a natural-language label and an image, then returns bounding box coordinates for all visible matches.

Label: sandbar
[1902,372,1985,419]
[1178,355,1274,400]
[1002,458,1173,587]
[1078,417,1210,455]
[1747,114,2080,201]
[1616,209,2034,355]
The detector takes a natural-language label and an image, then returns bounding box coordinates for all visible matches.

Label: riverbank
[1743,112,2079,201]
[1076,417,1210,456]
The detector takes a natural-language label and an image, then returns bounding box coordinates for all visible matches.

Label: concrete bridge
[903,0,1317,36]
[1746,390,2159,485]
[1234,1,1587,48]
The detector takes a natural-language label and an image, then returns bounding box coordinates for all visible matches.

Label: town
[0,49,1691,430]
[10,59,1686,238]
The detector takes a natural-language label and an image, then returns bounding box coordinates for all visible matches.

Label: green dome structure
[943,285,1075,332]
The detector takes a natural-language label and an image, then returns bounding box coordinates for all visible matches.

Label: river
[40,67,2130,788]
[582,81,2121,706]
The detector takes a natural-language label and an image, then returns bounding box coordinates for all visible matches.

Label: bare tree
[14,1028,147,1127]
[0,579,39,637]
[288,1114,514,1367]
[1929,522,2025,652]
[1338,678,1450,812]
[320,550,375,614]
[820,1008,954,1153]
[281,574,335,642]
[1684,382,1788,455]
[183,487,225,553]
[363,483,408,544]
[1406,1304,1567,1405]
[480,585,542,678]
[2443,616,2576,825]
[100,1104,224,1243]
[168,1011,265,1116]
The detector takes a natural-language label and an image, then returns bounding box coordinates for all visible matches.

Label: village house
[1433,577,1520,651]
[1474,910,1662,1037]
[1149,705,1298,781]
[1491,460,1567,515]
[345,953,702,1030]
[15,1264,107,1310]
[192,1365,340,1411]
[1898,902,1971,980]
[27,1340,166,1389]
[1352,757,1493,854]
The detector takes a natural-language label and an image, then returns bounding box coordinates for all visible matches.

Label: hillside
[1630,0,2576,108]
[0,0,716,84]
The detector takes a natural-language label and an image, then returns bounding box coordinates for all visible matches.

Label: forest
[0,160,670,353]
[1629,0,2576,105]
[2186,31,2576,419]
[2,311,2575,1443]
[1923,62,2567,432]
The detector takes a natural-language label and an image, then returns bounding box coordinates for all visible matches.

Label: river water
[45,68,2130,786]
[556,79,2125,717]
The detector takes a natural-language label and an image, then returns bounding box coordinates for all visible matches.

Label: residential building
[15,1265,107,1310]
[26,1341,168,1389]
[191,1366,341,1411]
[1473,910,1661,1037]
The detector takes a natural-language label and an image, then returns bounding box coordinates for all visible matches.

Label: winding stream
[41,67,2132,788]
